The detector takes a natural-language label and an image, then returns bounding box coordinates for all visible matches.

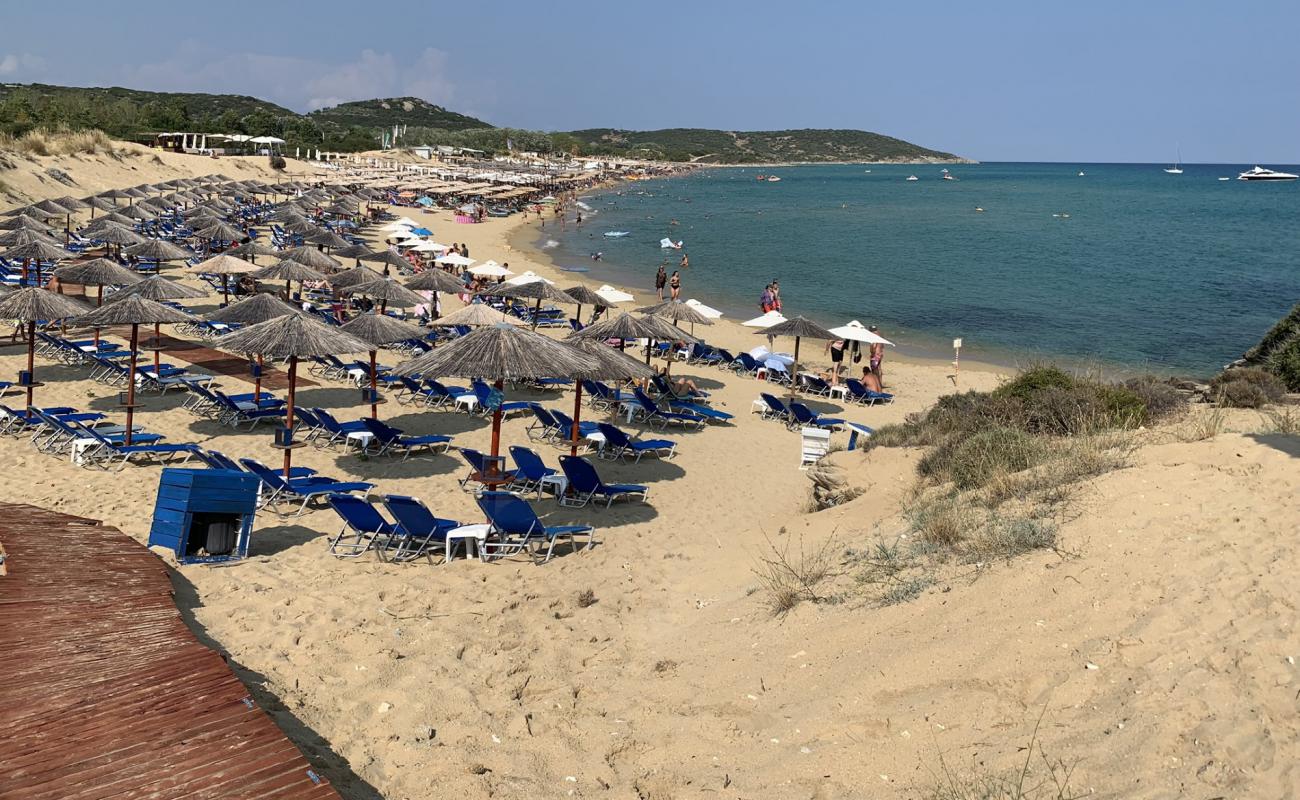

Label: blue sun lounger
[358,417,452,458]
[594,422,676,462]
[476,491,594,563]
[559,455,649,508]
[326,493,401,559]
[381,494,463,562]
[240,458,374,517]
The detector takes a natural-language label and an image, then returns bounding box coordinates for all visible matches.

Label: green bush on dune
[1210,367,1287,408]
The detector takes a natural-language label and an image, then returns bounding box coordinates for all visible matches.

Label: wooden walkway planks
[0,503,339,800]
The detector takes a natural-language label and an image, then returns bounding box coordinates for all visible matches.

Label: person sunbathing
[860,366,884,393]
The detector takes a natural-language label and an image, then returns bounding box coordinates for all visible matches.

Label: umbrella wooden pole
[24,321,36,410]
[221,275,230,306]
[94,286,104,346]
[531,297,542,331]
[284,279,292,302]
[283,356,297,479]
[153,323,162,373]
[369,350,379,419]
[488,378,504,475]
[254,354,264,402]
[125,324,139,446]
[788,336,801,401]
[570,382,583,457]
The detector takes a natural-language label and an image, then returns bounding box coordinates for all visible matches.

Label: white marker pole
[953,337,963,383]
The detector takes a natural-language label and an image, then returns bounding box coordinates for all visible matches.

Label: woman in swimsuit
[669,270,681,300]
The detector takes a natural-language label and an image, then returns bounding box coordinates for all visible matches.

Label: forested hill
[0,82,965,163]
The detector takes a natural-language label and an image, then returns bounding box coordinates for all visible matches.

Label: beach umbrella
[684,298,724,320]
[81,196,116,216]
[220,314,371,477]
[0,214,56,231]
[406,268,463,320]
[440,253,479,270]
[30,199,72,218]
[477,280,577,331]
[349,276,426,314]
[341,312,426,418]
[194,221,246,246]
[637,299,714,329]
[188,252,261,305]
[75,296,191,444]
[96,188,133,204]
[226,240,280,262]
[83,213,137,231]
[430,302,523,328]
[205,293,302,400]
[359,249,409,276]
[91,224,145,261]
[53,258,143,344]
[827,319,895,346]
[0,228,60,248]
[306,230,351,250]
[109,275,206,371]
[563,284,612,324]
[757,316,838,398]
[331,243,374,264]
[595,284,635,305]
[328,264,386,290]
[282,245,342,273]
[124,238,192,273]
[254,258,328,302]
[567,311,660,345]
[1,239,75,286]
[0,288,91,409]
[562,338,656,456]
[504,270,553,286]
[395,323,598,476]
[282,220,324,236]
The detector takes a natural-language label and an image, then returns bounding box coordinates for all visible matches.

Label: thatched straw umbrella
[75,296,192,444]
[109,275,206,370]
[430,302,523,329]
[0,228,60,248]
[341,313,426,417]
[282,245,342,273]
[329,264,385,291]
[254,259,328,302]
[359,249,409,276]
[332,243,374,265]
[563,284,612,325]
[194,221,246,250]
[406,268,462,320]
[477,281,578,331]
[306,230,351,250]
[637,299,715,336]
[220,315,371,477]
[54,258,143,344]
[757,315,837,398]
[396,323,598,476]
[562,339,656,456]
[226,240,279,263]
[204,293,301,401]
[349,276,425,314]
[0,213,57,231]
[0,288,90,408]
[1,239,75,286]
[124,238,192,274]
[187,253,260,305]
[81,196,116,217]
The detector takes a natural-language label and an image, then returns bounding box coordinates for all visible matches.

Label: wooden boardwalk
[0,503,339,799]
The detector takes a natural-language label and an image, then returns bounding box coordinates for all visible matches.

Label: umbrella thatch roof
[0,287,92,321]
[332,243,374,260]
[281,220,324,235]
[83,213,137,229]
[0,214,56,231]
[349,277,426,307]
[31,199,72,216]
[76,294,193,327]
[95,188,133,200]
[341,312,427,346]
[52,196,90,211]
[82,196,117,212]
[431,302,523,328]
[53,258,143,286]
[566,311,660,342]
[282,245,342,272]
[563,285,612,308]
[637,299,714,327]
[254,259,328,284]
[761,315,837,341]
[329,264,386,289]
[0,228,60,248]
[188,253,260,275]
[405,269,463,293]
[125,239,192,262]
[307,231,351,249]
[3,205,58,220]
[204,292,301,324]
[477,280,578,304]
[220,313,371,358]
[359,250,409,271]
[395,322,598,381]
[194,221,245,242]
[110,275,207,302]
[1,240,76,262]
[566,339,657,380]
[226,241,280,258]
[91,225,146,246]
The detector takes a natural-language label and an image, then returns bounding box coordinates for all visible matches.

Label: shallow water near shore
[536,163,1300,378]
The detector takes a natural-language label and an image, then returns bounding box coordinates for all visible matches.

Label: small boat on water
[1165,144,1184,174]
[603,231,630,238]
[1218,177,1230,181]
[766,176,781,182]
[941,169,956,181]
[660,238,684,249]
[1078,170,1086,176]
[906,175,919,182]
[1237,166,1298,181]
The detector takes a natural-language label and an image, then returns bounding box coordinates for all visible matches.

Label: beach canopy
[684,298,724,319]
[0,288,91,409]
[758,316,838,398]
[563,285,611,308]
[254,259,328,285]
[1,240,77,262]
[504,270,553,286]
[110,275,207,302]
[0,228,60,247]
[431,302,523,328]
[53,258,142,288]
[405,269,464,293]
[637,299,714,327]
[189,253,260,275]
[567,311,660,342]
[282,245,342,272]
[226,241,280,259]
[742,310,787,328]
[349,277,427,308]
[329,264,386,289]
[125,238,192,262]
[204,292,301,324]
[595,285,634,304]
[438,253,477,268]
[343,312,428,417]
[828,319,894,346]
[360,250,410,273]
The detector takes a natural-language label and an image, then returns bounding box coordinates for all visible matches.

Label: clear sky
[3,0,1298,163]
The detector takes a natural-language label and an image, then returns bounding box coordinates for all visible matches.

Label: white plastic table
[444,523,490,563]
[537,474,569,500]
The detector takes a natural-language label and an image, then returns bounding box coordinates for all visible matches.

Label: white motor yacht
[1237,166,1298,181]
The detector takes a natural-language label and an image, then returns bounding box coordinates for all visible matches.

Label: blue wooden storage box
[148,468,260,564]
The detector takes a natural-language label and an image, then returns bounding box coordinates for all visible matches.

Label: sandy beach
[1,147,1298,800]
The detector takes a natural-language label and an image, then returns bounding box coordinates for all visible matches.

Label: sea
[533,163,1300,378]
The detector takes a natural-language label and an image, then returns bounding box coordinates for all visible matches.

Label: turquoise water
[540,163,1300,376]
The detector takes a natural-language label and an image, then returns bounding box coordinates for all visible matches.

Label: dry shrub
[980,433,1136,508]
[1122,375,1188,421]
[1260,406,1300,435]
[919,427,1048,490]
[923,711,1082,800]
[575,588,597,608]
[1211,367,1286,408]
[906,493,976,548]
[1179,407,1227,442]
[963,515,1060,564]
[2,127,115,157]
[753,532,838,615]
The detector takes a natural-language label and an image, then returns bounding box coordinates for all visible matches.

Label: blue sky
[3,0,1299,163]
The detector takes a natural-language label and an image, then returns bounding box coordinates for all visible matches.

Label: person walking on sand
[669,270,681,300]
[655,264,667,300]
[869,325,886,385]
[825,338,846,384]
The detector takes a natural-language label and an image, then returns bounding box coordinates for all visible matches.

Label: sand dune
[1,148,1297,799]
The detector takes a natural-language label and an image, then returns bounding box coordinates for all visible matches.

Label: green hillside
[0,83,964,163]
[563,127,960,163]
[308,97,490,131]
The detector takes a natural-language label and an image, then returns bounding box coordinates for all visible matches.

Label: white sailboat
[1164,144,1183,174]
